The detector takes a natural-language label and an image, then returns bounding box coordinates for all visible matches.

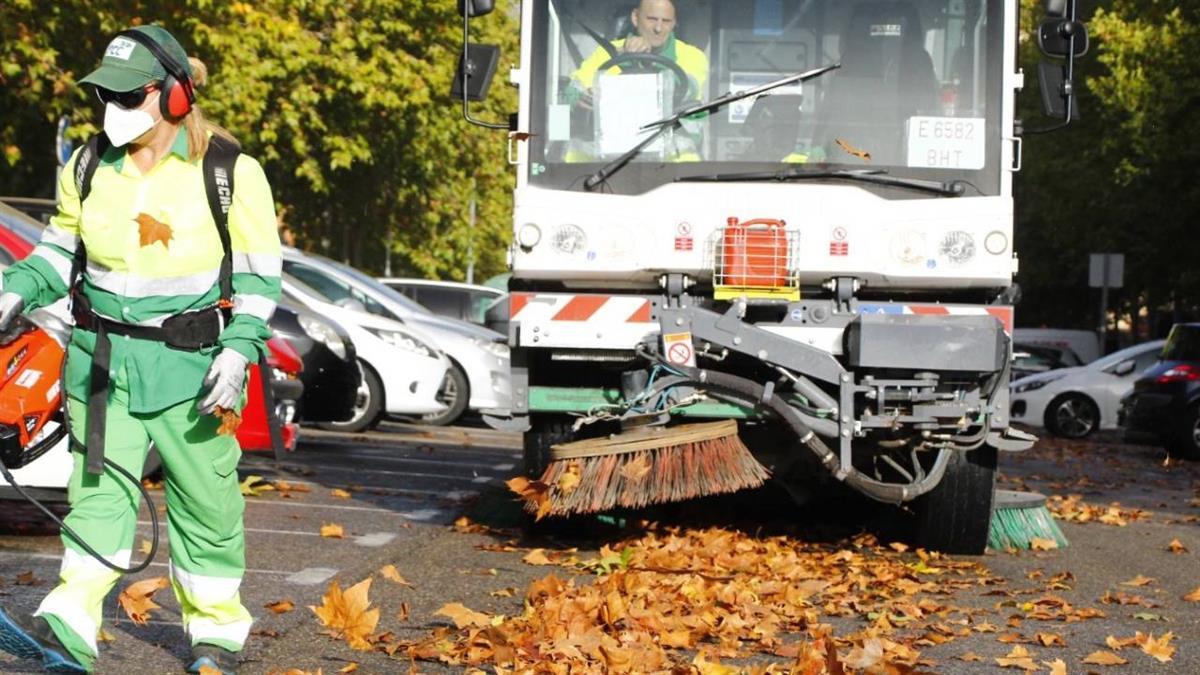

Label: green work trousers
[34,365,252,672]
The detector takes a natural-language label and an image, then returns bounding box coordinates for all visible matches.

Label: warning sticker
[662,331,696,367]
[15,369,41,389]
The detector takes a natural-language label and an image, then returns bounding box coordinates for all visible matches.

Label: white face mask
[103,94,161,147]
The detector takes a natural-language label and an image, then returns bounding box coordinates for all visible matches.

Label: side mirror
[1039,18,1089,57]
[1033,0,1086,129]
[458,0,495,17]
[452,44,501,102]
[335,297,367,313]
[1038,63,1080,120]
[1045,0,1068,17]
[1112,359,1136,377]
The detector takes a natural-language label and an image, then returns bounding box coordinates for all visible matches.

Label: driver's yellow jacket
[571,34,709,98]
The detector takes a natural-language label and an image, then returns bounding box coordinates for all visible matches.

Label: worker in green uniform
[0,25,280,675]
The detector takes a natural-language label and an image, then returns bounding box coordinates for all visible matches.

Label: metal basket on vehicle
[708,217,800,301]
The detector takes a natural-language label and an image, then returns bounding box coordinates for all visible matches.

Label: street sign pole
[1098,255,1109,351]
[1089,252,1125,354]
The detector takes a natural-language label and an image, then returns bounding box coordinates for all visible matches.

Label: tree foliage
[0,0,519,280]
[1016,0,1200,338]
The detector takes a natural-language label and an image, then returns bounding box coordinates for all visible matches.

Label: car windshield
[528,0,1002,196]
[1163,326,1200,362]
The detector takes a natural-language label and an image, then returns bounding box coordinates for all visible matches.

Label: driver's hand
[622,36,652,53]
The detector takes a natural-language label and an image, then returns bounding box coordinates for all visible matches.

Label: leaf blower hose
[0,340,159,575]
[634,345,952,504]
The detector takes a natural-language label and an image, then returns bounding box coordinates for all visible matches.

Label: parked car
[0,201,39,264]
[1120,323,1200,460]
[269,301,360,425]
[1010,339,1165,439]
[1013,328,1101,364]
[282,275,448,431]
[282,249,511,425]
[378,278,504,325]
[1011,342,1085,381]
[0,196,56,226]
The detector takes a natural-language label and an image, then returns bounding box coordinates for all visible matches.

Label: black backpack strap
[202,135,240,306]
[200,136,287,460]
[69,133,109,290]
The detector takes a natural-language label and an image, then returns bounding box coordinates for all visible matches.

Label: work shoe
[0,607,87,673]
[186,643,239,674]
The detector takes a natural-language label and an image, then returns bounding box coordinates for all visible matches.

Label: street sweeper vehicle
[457,0,1087,553]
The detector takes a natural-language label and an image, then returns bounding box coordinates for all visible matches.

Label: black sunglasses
[94,84,158,109]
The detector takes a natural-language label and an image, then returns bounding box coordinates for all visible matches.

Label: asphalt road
[0,424,1197,674]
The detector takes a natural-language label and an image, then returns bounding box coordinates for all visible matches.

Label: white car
[282,249,511,425]
[1009,340,1165,438]
[282,277,448,431]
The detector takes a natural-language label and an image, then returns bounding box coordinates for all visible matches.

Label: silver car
[281,249,511,425]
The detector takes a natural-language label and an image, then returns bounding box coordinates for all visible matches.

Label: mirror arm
[461,8,510,130]
[1026,0,1080,135]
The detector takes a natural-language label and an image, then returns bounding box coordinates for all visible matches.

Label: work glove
[0,292,24,333]
[197,349,250,415]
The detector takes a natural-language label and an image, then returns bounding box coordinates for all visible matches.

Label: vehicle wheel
[421,362,470,427]
[321,360,383,433]
[1167,402,1200,461]
[912,445,997,555]
[1044,393,1100,439]
[523,415,575,480]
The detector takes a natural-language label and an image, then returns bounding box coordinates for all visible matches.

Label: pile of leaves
[1044,494,1153,526]
[382,528,1000,672]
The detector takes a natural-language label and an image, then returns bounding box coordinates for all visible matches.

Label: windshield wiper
[582,63,841,192]
[677,167,967,197]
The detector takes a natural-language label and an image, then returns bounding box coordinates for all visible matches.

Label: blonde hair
[183,57,238,160]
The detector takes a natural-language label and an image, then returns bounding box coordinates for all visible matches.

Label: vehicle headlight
[1010,376,1064,394]
[474,337,510,359]
[299,315,347,360]
[369,328,434,358]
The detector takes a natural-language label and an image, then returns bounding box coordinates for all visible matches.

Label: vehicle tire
[1167,402,1200,461]
[421,362,470,427]
[321,360,383,433]
[523,414,575,479]
[912,445,997,555]
[1044,393,1100,439]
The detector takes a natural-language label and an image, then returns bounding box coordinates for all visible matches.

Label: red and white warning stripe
[510,293,657,349]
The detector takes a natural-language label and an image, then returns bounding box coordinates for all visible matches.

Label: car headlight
[369,328,434,358]
[1010,375,1064,394]
[299,315,347,360]
[474,337,510,359]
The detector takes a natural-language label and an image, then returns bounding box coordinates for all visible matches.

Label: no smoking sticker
[662,331,696,367]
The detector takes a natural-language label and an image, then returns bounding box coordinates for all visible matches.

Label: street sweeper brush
[534,420,770,516]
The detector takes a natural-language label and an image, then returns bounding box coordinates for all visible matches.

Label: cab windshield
[527,0,1002,196]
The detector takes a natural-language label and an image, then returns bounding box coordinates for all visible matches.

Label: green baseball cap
[79,25,191,92]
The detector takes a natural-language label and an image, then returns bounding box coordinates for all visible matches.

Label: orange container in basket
[720,217,788,287]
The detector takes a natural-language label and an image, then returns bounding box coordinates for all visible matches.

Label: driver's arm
[565,40,628,104]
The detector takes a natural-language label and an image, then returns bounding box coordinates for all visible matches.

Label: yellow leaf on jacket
[136,213,173,249]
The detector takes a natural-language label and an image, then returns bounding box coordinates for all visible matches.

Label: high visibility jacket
[571,34,709,98]
[2,128,282,414]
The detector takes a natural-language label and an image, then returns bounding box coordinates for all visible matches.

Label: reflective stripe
[41,224,80,251]
[232,252,282,277]
[170,562,243,601]
[60,547,132,574]
[86,261,220,298]
[184,616,251,647]
[35,596,99,655]
[31,247,73,286]
[232,294,276,321]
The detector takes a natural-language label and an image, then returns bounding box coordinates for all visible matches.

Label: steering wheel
[598,51,692,108]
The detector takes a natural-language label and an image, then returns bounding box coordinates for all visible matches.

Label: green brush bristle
[988,504,1069,551]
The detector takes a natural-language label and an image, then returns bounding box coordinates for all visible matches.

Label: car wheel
[912,445,997,555]
[321,360,383,433]
[1044,393,1100,439]
[1167,402,1200,461]
[421,362,470,427]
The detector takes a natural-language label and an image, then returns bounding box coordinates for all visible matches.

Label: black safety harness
[69,133,286,473]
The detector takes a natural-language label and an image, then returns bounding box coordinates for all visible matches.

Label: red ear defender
[160,73,194,118]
